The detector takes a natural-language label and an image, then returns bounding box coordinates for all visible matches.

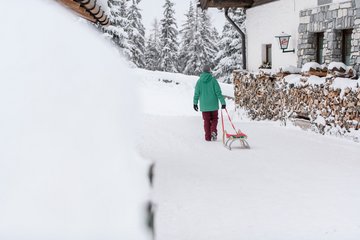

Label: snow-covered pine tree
[198,10,219,69]
[106,0,131,58]
[213,8,245,83]
[211,26,220,67]
[211,27,220,43]
[159,0,179,73]
[182,8,201,75]
[178,1,195,73]
[180,4,218,76]
[145,19,161,71]
[127,0,146,68]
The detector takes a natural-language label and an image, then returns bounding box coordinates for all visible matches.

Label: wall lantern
[275,32,295,53]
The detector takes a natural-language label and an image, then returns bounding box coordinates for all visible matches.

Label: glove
[221,105,226,109]
[193,104,198,112]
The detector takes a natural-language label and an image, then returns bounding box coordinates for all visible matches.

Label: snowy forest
[105,0,245,83]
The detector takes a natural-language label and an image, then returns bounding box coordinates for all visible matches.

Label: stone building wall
[298,0,360,73]
[353,0,360,72]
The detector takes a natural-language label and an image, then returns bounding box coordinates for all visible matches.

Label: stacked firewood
[302,66,328,77]
[301,63,356,78]
[233,70,360,133]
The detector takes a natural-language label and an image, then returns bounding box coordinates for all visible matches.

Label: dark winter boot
[211,132,217,141]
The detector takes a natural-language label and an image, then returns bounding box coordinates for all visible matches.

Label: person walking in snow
[193,65,226,141]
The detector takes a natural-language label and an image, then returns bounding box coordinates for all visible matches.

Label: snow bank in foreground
[0,1,149,240]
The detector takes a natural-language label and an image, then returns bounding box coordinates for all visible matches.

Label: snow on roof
[97,0,110,13]
[198,0,279,9]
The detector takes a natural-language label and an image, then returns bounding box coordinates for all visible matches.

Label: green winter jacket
[193,72,226,112]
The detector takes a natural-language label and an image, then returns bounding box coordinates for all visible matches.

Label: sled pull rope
[221,110,224,132]
[221,109,237,145]
[222,109,237,133]
[221,109,225,145]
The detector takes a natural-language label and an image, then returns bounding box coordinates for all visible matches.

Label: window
[316,32,324,64]
[266,44,272,65]
[260,44,272,69]
[318,0,332,5]
[342,29,352,65]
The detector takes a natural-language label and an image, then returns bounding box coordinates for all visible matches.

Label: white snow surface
[96,0,110,13]
[285,74,327,86]
[301,62,322,72]
[314,115,326,126]
[135,69,360,240]
[331,78,360,98]
[284,74,360,92]
[307,75,327,85]
[332,78,360,91]
[278,65,301,74]
[328,62,348,71]
[0,1,149,240]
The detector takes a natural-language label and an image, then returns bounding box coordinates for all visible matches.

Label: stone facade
[298,0,360,73]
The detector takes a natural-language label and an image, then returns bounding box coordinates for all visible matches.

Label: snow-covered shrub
[259,61,272,69]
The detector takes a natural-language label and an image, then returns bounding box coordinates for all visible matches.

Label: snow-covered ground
[135,69,360,240]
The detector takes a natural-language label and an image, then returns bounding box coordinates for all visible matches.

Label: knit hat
[203,64,211,73]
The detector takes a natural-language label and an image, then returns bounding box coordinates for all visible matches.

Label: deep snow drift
[0,1,149,240]
[134,68,360,240]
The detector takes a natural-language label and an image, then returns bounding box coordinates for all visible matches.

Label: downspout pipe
[224,8,246,70]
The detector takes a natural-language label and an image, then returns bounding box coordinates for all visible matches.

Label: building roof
[198,0,278,10]
[58,0,109,26]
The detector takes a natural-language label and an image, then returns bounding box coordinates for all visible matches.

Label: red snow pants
[202,110,218,141]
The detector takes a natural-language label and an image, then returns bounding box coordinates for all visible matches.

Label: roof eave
[198,0,278,10]
[57,0,110,26]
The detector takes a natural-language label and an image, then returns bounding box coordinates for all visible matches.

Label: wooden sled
[221,109,250,150]
[222,130,250,150]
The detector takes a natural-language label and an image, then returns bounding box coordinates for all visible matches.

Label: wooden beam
[199,0,208,9]
[253,0,278,7]
[198,0,278,9]
[58,0,97,23]
[57,0,109,25]
[207,0,254,8]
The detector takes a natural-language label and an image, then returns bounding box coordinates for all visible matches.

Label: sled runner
[221,109,250,150]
